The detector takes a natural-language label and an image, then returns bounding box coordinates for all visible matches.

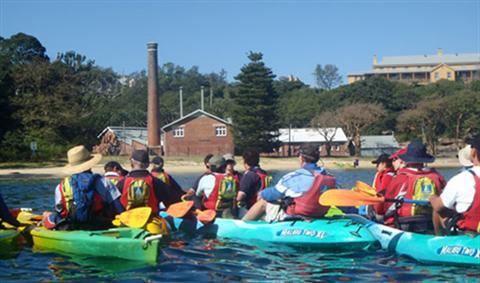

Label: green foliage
[314,64,342,90]
[232,52,279,153]
[276,88,322,128]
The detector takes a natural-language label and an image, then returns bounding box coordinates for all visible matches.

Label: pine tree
[232,52,279,153]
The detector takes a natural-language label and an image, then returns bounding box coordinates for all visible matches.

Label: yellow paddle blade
[195,209,216,224]
[17,211,42,225]
[118,207,152,228]
[319,189,385,207]
[112,218,122,227]
[355,181,378,197]
[166,201,194,218]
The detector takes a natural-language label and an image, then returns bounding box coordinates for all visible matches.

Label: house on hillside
[96,126,159,155]
[360,135,399,156]
[271,128,349,157]
[162,109,234,157]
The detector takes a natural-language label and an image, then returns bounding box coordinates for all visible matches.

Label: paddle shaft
[384,198,429,205]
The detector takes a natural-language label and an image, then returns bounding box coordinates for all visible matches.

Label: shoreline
[0,157,461,180]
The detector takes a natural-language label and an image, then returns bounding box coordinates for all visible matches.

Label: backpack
[126,178,151,210]
[61,173,100,223]
[411,176,438,216]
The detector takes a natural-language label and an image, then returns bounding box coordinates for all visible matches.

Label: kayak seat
[396,215,432,233]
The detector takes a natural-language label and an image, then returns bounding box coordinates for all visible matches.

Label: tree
[232,52,279,153]
[311,111,340,156]
[313,64,342,90]
[397,98,446,155]
[276,88,321,128]
[336,103,386,156]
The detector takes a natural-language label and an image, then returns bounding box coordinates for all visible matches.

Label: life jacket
[151,171,171,186]
[247,168,273,207]
[384,168,444,224]
[58,173,102,222]
[285,171,336,218]
[457,170,480,233]
[105,174,124,186]
[120,174,159,213]
[373,168,395,193]
[203,173,239,210]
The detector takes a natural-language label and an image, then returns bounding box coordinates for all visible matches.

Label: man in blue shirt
[242,144,336,221]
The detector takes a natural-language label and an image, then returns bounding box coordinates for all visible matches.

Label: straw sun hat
[63,145,102,174]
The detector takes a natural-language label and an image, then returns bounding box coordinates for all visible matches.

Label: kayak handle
[384,198,429,205]
[144,234,163,244]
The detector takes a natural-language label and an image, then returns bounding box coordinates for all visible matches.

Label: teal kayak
[161,213,377,250]
[349,215,480,266]
[31,227,162,262]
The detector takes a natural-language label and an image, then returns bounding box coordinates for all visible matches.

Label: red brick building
[162,109,234,157]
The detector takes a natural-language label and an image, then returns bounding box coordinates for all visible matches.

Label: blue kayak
[161,212,377,250]
[348,215,480,266]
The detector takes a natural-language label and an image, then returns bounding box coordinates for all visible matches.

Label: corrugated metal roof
[361,135,399,149]
[278,128,348,143]
[97,126,152,146]
[377,53,480,66]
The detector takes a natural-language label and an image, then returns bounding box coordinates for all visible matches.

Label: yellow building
[348,49,480,84]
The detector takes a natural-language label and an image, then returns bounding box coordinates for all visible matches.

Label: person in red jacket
[430,136,480,234]
[371,153,395,193]
[378,141,445,233]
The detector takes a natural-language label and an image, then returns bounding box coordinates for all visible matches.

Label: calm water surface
[1,168,479,282]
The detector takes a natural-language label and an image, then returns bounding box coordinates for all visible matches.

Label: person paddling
[377,141,445,233]
[0,193,21,227]
[242,144,338,221]
[150,156,183,193]
[371,153,395,193]
[44,145,125,230]
[236,149,272,218]
[429,136,480,235]
[116,150,183,213]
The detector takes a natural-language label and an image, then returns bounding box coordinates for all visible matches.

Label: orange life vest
[203,173,239,210]
[120,174,159,213]
[457,170,480,233]
[285,172,336,218]
[248,168,273,207]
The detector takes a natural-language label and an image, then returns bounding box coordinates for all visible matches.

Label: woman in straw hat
[44,145,124,230]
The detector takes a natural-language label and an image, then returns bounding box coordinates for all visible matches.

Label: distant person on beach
[43,145,124,230]
[236,149,272,217]
[116,150,183,213]
[353,159,359,168]
[377,141,445,233]
[150,156,183,193]
[0,193,21,227]
[242,144,338,222]
[430,136,480,234]
[196,155,238,218]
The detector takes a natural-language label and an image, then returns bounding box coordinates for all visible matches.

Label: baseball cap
[372,153,391,164]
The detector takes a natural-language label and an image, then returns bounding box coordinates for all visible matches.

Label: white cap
[458,145,473,167]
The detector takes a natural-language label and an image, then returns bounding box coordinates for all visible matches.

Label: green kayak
[0,229,20,249]
[31,227,162,262]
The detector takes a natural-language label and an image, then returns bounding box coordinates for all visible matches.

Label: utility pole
[201,86,205,111]
[179,86,183,118]
[209,87,213,107]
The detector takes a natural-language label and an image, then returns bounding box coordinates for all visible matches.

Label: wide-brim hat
[398,141,435,164]
[63,145,102,174]
[458,145,473,167]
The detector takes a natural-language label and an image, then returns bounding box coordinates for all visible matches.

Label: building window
[434,72,439,80]
[335,145,340,151]
[215,126,227,137]
[447,72,451,79]
[173,127,184,137]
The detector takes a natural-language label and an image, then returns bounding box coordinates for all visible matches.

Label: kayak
[0,229,20,248]
[348,215,480,266]
[31,227,162,262]
[161,213,377,250]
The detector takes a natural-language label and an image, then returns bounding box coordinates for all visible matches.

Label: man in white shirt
[430,136,480,234]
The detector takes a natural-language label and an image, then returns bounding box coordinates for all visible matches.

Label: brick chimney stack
[147,42,160,148]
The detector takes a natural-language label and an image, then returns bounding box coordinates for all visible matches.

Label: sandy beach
[0,156,461,180]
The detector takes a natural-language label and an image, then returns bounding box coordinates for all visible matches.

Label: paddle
[319,189,430,207]
[353,181,377,197]
[112,207,152,228]
[166,201,216,224]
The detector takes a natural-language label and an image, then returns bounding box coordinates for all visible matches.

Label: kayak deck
[163,213,377,250]
[31,227,160,262]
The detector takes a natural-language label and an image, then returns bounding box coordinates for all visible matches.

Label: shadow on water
[1,169,478,282]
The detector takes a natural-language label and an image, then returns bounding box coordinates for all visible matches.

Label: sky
[1,0,479,86]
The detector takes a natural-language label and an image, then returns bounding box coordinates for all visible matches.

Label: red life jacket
[373,168,395,193]
[457,170,480,233]
[120,174,159,213]
[151,171,171,186]
[58,176,104,219]
[105,174,124,186]
[203,173,239,210]
[285,172,336,218]
[247,168,273,207]
[384,168,444,224]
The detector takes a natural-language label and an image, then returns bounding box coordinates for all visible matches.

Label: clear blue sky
[1,0,479,86]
